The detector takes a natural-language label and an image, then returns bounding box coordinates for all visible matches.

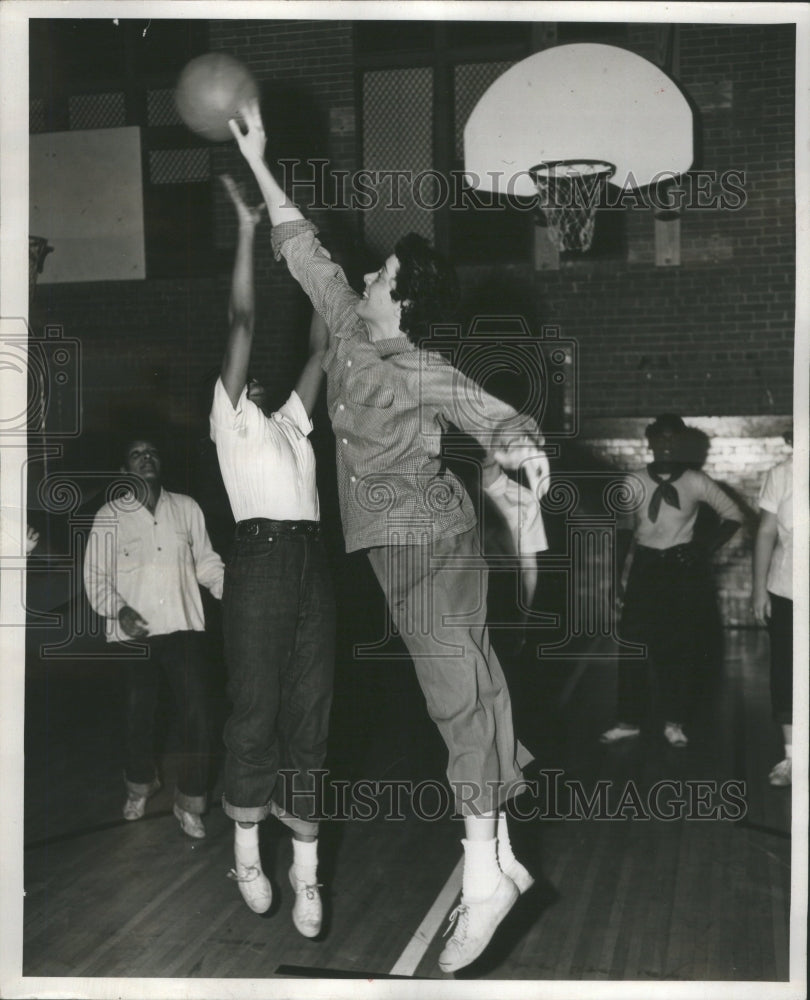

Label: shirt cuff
[276,390,314,437]
[271,219,318,261]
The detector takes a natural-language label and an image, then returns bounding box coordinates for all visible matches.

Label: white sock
[461,837,500,901]
[234,822,260,867]
[496,811,518,873]
[292,838,318,884]
[784,744,792,760]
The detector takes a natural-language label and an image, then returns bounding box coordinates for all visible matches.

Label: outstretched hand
[494,436,551,500]
[219,174,265,228]
[228,97,267,163]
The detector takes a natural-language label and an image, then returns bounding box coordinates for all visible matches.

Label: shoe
[438,873,519,973]
[768,758,792,787]
[173,804,206,839]
[228,861,272,914]
[122,777,161,821]
[599,724,640,744]
[500,858,535,895]
[288,865,323,938]
[664,722,688,747]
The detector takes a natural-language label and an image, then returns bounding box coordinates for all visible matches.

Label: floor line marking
[388,855,463,977]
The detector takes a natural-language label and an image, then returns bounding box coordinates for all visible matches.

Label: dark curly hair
[391,233,460,344]
[645,413,687,441]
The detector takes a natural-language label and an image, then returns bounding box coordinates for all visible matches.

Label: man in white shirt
[83,437,225,838]
[210,176,334,938]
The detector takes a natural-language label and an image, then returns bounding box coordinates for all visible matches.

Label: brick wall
[30,19,795,554]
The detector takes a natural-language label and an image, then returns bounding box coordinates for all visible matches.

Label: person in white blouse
[600,414,743,749]
[83,437,225,839]
[209,176,334,939]
[752,443,793,786]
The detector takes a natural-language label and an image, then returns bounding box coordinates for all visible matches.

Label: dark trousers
[222,522,335,833]
[767,592,793,724]
[125,630,209,813]
[617,544,717,727]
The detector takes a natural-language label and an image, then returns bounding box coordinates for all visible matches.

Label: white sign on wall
[30,126,146,283]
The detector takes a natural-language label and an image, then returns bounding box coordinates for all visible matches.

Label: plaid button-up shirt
[272,220,540,552]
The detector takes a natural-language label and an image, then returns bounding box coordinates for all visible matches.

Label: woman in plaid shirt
[230,99,549,973]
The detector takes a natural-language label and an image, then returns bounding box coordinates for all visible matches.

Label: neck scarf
[647,463,685,523]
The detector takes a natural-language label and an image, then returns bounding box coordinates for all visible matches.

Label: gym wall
[29,18,794,624]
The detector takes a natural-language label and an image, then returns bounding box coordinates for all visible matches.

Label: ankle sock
[292,837,318,884]
[461,837,500,901]
[234,822,260,866]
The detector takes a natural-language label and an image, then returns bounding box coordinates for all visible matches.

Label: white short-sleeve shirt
[210,377,319,523]
[758,457,793,600]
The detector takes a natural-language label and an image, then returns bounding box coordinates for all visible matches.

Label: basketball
[174,53,258,142]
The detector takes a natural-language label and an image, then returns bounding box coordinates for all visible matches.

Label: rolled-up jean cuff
[175,789,206,815]
[270,799,319,839]
[125,775,159,798]
[221,795,272,824]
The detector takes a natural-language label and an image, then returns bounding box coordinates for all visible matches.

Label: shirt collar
[375,335,416,358]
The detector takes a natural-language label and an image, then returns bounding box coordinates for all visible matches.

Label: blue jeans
[222,521,335,834]
[124,630,209,814]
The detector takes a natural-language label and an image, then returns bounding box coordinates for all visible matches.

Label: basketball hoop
[29,235,52,302]
[530,160,615,252]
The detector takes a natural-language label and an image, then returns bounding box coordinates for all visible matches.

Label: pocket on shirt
[117,537,143,571]
[175,529,193,551]
[346,380,395,409]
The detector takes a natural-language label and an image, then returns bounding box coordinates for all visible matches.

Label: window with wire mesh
[356,22,534,265]
[68,92,127,130]
[450,61,532,263]
[361,68,435,258]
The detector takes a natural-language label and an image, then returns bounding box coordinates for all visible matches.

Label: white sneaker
[173,804,206,839]
[438,873,519,973]
[500,858,535,895]
[599,724,640,744]
[288,865,322,938]
[664,722,688,747]
[122,777,161,821]
[768,758,791,786]
[228,862,272,914]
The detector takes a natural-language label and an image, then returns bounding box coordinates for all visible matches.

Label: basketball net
[530,161,615,252]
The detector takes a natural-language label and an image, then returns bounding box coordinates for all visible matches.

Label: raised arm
[229,99,304,227]
[220,173,265,409]
[294,311,330,418]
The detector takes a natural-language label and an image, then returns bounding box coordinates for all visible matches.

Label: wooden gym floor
[19,562,794,987]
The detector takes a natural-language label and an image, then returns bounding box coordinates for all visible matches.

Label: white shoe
[599,724,640,744]
[228,861,272,914]
[173,804,206,839]
[664,722,688,747]
[122,777,161,821]
[438,873,519,973]
[768,758,791,786]
[288,865,322,938]
[500,858,535,895]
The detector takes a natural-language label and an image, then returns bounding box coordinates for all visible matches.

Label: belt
[234,518,320,541]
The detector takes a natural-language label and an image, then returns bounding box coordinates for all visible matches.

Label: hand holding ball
[174,53,258,142]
